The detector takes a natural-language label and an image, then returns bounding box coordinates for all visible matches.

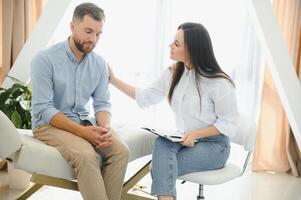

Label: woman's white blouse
[135,67,239,138]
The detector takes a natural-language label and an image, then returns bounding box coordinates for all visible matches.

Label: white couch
[0,111,156,200]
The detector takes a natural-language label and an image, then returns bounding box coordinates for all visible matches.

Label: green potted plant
[0,75,32,129]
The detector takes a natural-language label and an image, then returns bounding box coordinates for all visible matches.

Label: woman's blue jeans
[151,134,230,199]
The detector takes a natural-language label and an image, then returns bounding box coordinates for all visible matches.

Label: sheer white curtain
[50,0,265,128]
[150,0,265,127]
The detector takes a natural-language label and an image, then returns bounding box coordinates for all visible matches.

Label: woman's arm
[212,80,239,138]
[181,125,220,147]
[109,65,172,108]
[181,79,238,147]
[109,65,136,99]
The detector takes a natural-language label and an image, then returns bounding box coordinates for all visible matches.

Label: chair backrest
[0,111,22,159]
[229,113,257,151]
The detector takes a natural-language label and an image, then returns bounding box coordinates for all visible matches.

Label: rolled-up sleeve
[135,68,171,108]
[31,52,59,126]
[212,80,239,138]
[92,63,111,115]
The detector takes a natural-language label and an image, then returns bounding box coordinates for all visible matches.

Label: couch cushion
[0,111,22,159]
[13,126,156,180]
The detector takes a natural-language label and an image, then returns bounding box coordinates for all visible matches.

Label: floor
[1,156,301,200]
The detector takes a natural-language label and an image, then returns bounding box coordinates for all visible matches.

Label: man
[31,3,129,200]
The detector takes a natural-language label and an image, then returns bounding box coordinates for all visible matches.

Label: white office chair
[0,111,156,200]
[178,114,257,200]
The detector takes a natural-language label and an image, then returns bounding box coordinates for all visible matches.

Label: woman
[109,22,239,200]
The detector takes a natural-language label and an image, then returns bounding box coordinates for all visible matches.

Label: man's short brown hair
[73,2,105,22]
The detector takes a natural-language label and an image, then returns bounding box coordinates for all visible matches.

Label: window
[51,0,264,127]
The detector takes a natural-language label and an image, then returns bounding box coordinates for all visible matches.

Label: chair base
[16,173,78,200]
[16,161,154,200]
[197,184,205,200]
[122,160,155,200]
[16,183,43,200]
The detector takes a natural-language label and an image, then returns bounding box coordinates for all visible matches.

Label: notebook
[141,127,184,142]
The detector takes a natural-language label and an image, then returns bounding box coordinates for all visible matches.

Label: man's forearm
[50,112,86,138]
[95,111,111,128]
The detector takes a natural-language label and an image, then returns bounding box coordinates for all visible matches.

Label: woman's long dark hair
[168,22,234,103]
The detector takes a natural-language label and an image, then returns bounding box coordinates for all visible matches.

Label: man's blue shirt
[31,39,111,128]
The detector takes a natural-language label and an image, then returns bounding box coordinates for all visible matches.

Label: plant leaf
[11,111,22,128]
[0,88,12,104]
[1,76,32,129]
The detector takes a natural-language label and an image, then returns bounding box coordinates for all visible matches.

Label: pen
[169,136,182,139]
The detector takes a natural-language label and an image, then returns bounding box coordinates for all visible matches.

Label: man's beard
[73,37,95,54]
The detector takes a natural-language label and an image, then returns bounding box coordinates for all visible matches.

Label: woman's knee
[154,137,175,154]
[155,137,169,148]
